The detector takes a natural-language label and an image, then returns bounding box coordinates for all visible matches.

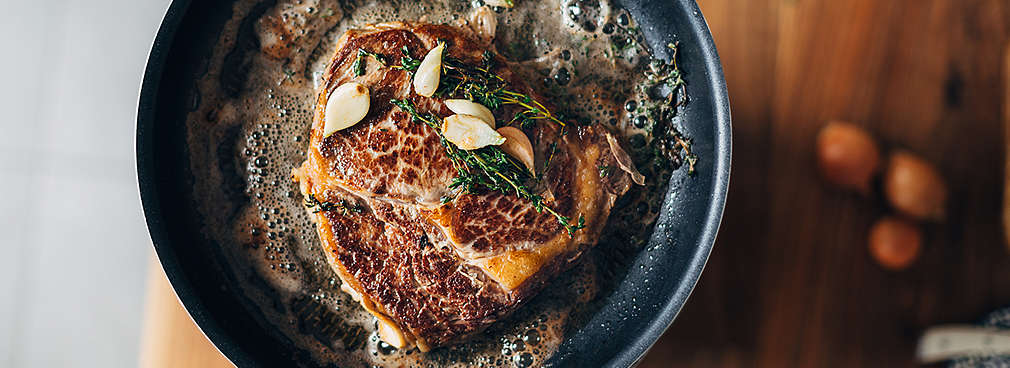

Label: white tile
[40,0,173,160]
[13,155,149,367]
[0,2,65,152]
[0,170,36,368]
[0,0,172,367]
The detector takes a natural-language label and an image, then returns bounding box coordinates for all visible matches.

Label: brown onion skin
[868,216,922,271]
[883,150,947,221]
[816,122,881,195]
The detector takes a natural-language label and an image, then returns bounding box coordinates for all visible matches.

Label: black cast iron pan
[136,0,731,366]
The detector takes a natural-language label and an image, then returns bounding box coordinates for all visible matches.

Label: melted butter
[184,0,686,366]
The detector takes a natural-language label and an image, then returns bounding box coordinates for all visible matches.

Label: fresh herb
[645,43,687,106]
[437,51,567,129]
[280,68,296,85]
[640,42,696,174]
[322,7,335,18]
[352,49,389,76]
[391,98,585,237]
[598,164,613,178]
[391,46,421,72]
[350,46,421,76]
[541,141,558,178]
[303,194,363,215]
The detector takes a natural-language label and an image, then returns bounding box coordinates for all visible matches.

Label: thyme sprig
[541,141,558,180]
[391,98,585,237]
[354,47,565,129]
[304,194,363,215]
[641,42,696,174]
[438,51,566,129]
[352,45,586,236]
[646,43,687,107]
[391,46,421,72]
[352,49,389,76]
[354,46,420,77]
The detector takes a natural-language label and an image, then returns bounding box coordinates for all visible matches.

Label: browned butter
[183,0,689,366]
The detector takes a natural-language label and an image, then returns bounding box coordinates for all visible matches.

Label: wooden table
[140,0,1010,366]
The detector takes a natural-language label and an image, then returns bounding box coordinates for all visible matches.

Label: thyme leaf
[391,46,421,72]
[641,42,696,175]
[541,141,558,179]
[279,68,296,86]
[436,51,567,129]
[598,164,613,178]
[304,194,363,215]
[352,48,389,76]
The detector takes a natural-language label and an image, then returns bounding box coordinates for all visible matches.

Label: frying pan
[136,0,731,366]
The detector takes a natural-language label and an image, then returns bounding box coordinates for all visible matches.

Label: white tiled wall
[0,1,171,366]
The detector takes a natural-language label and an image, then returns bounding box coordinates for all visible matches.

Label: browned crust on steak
[312,189,511,348]
[294,22,632,350]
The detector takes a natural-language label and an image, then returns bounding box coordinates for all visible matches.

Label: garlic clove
[470,5,498,41]
[484,0,515,8]
[323,82,370,137]
[496,126,535,174]
[377,318,408,349]
[413,43,445,97]
[445,99,495,127]
[442,114,505,150]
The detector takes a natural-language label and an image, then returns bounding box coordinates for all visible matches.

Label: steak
[293,22,634,351]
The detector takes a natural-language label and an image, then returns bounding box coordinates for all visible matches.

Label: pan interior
[137,0,729,366]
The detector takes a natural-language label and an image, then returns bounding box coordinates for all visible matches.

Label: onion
[815,122,881,194]
[883,150,947,221]
[868,216,922,271]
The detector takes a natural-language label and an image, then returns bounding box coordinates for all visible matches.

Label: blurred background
[0,0,171,366]
[2,0,1010,367]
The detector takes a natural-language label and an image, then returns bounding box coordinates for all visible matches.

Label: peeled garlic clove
[413,43,444,97]
[470,5,497,41]
[377,318,408,349]
[484,0,515,8]
[323,82,370,137]
[445,99,495,127]
[496,126,535,174]
[442,114,505,150]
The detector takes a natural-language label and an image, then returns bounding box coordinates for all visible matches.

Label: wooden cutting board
[639,0,1010,367]
[140,1,1010,367]
[139,257,233,368]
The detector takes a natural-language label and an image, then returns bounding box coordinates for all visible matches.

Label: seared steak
[293,22,633,351]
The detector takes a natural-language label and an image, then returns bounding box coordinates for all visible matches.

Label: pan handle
[916,325,1010,363]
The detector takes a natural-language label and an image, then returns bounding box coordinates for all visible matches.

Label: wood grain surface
[140,257,233,368]
[140,1,1010,367]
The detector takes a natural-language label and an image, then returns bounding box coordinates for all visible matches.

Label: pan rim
[615,0,731,365]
